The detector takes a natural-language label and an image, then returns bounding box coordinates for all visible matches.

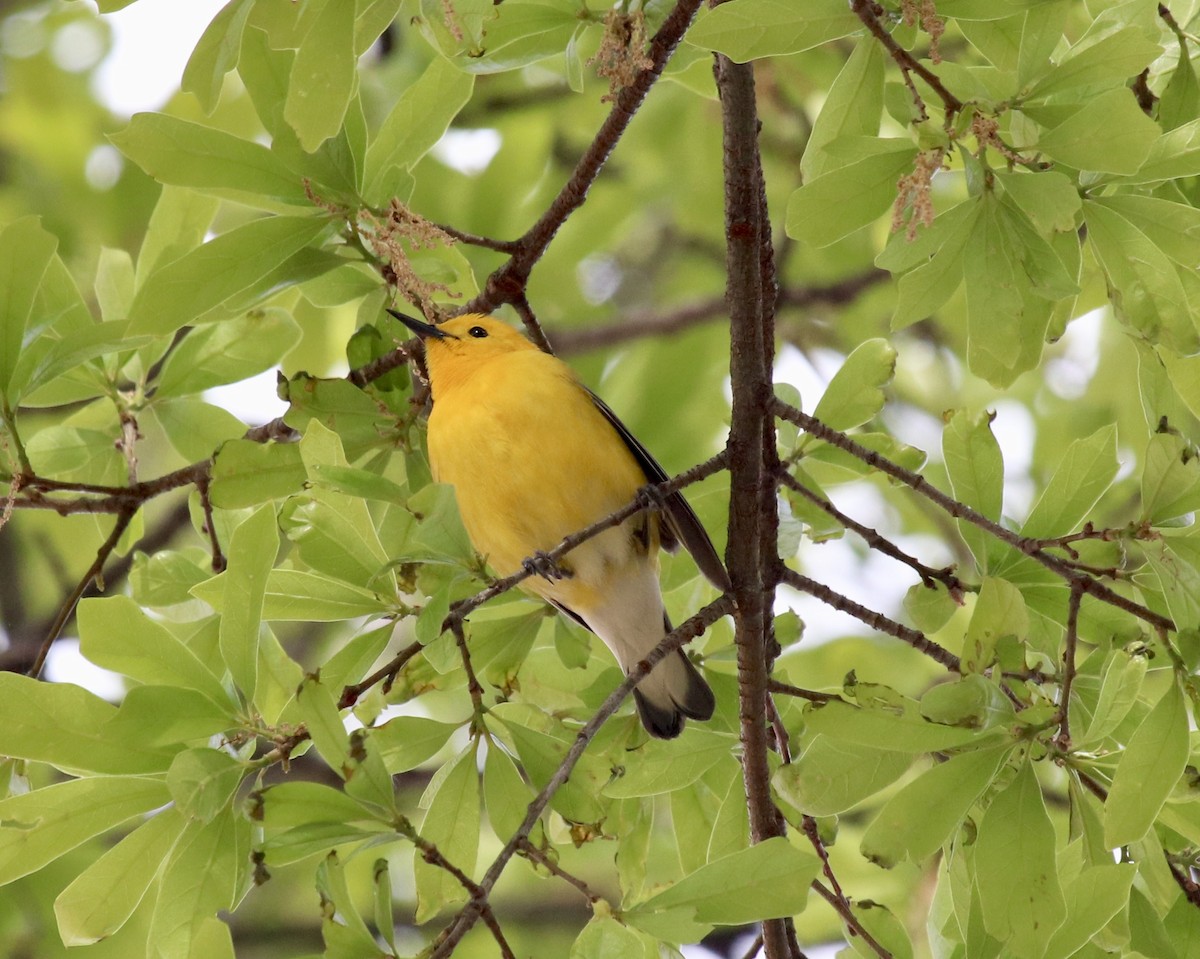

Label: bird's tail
[634,648,716,740]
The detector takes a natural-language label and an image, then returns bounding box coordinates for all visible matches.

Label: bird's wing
[585,388,731,592]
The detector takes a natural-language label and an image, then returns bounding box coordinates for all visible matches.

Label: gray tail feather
[634,651,716,739]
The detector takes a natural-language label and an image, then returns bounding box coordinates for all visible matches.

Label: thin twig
[767,680,835,704]
[779,469,965,600]
[774,401,1175,634]
[27,508,136,679]
[1056,585,1084,748]
[781,568,961,671]
[517,837,605,905]
[849,0,962,122]
[510,293,554,355]
[338,639,422,709]
[195,469,226,572]
[810,880,893,959]
[550,272,889,356]
[428,594,734,958]
[464,0,706,315]
[451,620,487,731]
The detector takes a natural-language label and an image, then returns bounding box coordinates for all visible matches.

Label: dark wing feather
[586,388,731,591]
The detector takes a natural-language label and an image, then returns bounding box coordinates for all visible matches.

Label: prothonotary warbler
[389,310,730,738]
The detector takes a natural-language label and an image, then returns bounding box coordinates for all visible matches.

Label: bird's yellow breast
[425,349,649,580]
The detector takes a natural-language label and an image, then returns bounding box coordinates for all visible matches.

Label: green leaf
[995,170,1081,234]
[0,775,170,884]
[1077,645,1148,748]
[803,699,997,753]
[0,673,176,775]
[129,548,215,607]
[219,505,277,700]
[156,308,301,395]
[786,144,918,248]
[1122,117,1200,183]
[1092,194,1200,267]
[460,608,540,687]
[943,409,1004,571]
[492,708,610,823]
[571,916,655,959]
[904,582,959,634]
[890,203,977,329]
[150,396,246,463]
[455,4,577,74]
[54,808,185,947]
[975,760,1067,957]
[373,716,460,773]
[961,191,1070,386]
[285,0,357,151]
[259,781,391,864]
[110,114,308,207]
[364,57,475,204]
[1105,679,1189,847]
[146,807,251,957]
[687,0,860,62]
[281,375,397,451]
[1145,536,1200,632]
[209,439,306,509]
[1035,88,1160,174]
[963,576,1028,673]
[415,744,480,923]
[1141,433,1200,525]
[627,837,819,940]
[316,851,385,956]
[773,736,910,816]
[1044,863,1136,959]
[284,421,393,583]
[136,186,220,284]
[308,464,409,505]
[181,0,255,112]
[811,338,896,432]
[861,746,1011,867]
[296,673,352,778]
[404,482,476,564]
[1021,424,1118,539]
[483,741,537,842]
[167,748,246,823]
[1085,200,1195,352]
[194,567,390,621]
[1025,27,1161,100]
[77,596,233,709]
[604,729,732,798]
[801,41,885,181]
[126,214,332,336]
[0,216,58,397]
[105,684,238,747]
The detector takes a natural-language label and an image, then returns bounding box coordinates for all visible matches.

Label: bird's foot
[636,483,668,511]
[522,551,571,581]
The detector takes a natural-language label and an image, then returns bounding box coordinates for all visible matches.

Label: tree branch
[774,400,1175,634]
[849,0,962,122]
[464,0,706,315]
[428,594,735,958]
[27,508,136,679]
[780,567,961,671]
[779,469,965,601]
[717,49,795,959]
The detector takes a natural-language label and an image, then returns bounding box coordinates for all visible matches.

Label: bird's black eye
[468,326,488,338]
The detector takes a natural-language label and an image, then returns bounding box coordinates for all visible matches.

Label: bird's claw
[522,550,570,581]
[636,484,668,511]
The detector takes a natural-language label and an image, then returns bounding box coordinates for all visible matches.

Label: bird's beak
[387,308,456,340]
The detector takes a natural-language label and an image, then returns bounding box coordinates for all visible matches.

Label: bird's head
[387,310,538,396]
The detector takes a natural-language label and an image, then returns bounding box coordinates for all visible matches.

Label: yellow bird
[390,310,729,738]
